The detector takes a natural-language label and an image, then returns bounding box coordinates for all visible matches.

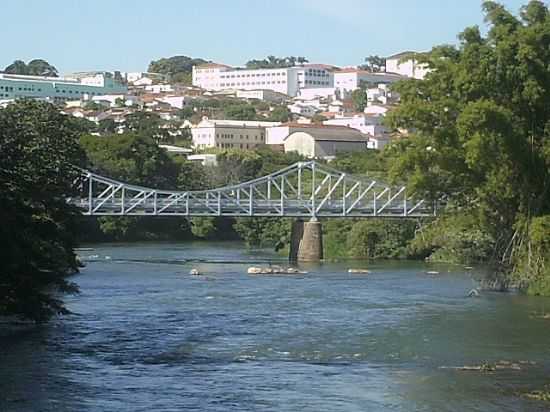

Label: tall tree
[3,59,58,77]
[362,55,386,72]
[148,55,208,84]
[386,0,550,293]
[0,100,86,322]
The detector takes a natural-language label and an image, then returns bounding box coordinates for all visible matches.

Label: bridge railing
[70,161,436,218]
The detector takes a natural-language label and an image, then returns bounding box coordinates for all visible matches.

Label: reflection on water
[1,242,550,411]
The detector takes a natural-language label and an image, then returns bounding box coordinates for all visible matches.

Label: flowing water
[2,242,550,411]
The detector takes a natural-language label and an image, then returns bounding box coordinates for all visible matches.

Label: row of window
[301,80,330,86]
[0,85,102,96]
[55,89,100,95]
[220,72,285,79]
[216,143,255,149]
[306,69,329,77]
[220,81,286,87]
[216,133,262,141]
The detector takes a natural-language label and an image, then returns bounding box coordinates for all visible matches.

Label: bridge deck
[71,161,436,218]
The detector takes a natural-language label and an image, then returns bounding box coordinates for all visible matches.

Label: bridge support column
[289,219,323,262]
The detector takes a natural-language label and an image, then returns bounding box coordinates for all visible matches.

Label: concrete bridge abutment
[289,219,323,262]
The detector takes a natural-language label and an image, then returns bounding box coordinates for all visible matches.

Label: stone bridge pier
[289,218,323,262]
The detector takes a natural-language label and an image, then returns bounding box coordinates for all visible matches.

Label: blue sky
[1,0,527,74]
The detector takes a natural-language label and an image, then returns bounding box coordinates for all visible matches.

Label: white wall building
[157,95,193,109]
[282,125,369,159]
[324,114,385,136]
[288,102,319,117]
[145,84,174,93]
[192,63,334,97]
[91,94,140,107]
[385,52,430,80]
[191,118,281,150]
[236,89,288,103]
[0,73,127,102]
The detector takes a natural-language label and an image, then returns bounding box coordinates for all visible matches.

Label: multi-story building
[192,63,334,97]
[191,118,281,150]
[0,72,127,102]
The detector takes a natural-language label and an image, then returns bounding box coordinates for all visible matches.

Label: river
[1,242,550,411]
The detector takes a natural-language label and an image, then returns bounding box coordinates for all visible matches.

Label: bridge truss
[71,161,436,218]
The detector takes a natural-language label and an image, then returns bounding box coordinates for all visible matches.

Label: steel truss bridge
[71,161,436,218]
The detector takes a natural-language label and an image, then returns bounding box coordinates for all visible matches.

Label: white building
[191,118,281,150]
[334,69,404,94]
[282,124,369,159]
[385,52,430,80]
[192,63,334,97]
[157,95,193,109]
[187,154,218,166]
[145,84,174,93]
[298,87,339,101]
[236,89,288,103]
[288,102,319,117]
[0,72,127,102]
[324,114,385,136]
[91,94,140,107]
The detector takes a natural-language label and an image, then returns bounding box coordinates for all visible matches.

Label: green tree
[268,106,291,122]
[245,56,309,69]
[351,88,368,112]
[361,55,386,72]
[98,118,117,134]
[125,111,169,143]
[148,55,208,85]
[0,100,86,322]
[223,104,258,121]
[385,0,550,292]
[3,59,58,77]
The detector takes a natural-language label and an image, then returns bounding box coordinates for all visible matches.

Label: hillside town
[0,52,428,164]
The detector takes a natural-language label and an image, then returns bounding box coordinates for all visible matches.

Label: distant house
[288,102,319,117]
[279,124,369,159]
[385,51,430,80]
[236,89,289,103]
[333,69,404,94]
[191,117,281,150]
[324,114,385,137]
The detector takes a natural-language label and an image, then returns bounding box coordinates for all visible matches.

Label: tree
[385,0,550,293]
[245,56,309,69]
[268,106,291,122]
[148,55,208,85]
[311,114,327,124]
[223,104,258,121]
[98,118,117,135]
[351,88,368,112]
[0,100,86,322]
[125,111,169,143]
[3,59,58,77]
[3,60,28,75]
[361,55,386,72]
[26,59,59,77]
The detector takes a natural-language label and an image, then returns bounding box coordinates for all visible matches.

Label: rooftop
[386,51,419,60]
[195,63,233,69]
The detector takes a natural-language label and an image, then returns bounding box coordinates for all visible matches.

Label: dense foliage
[245,56,309,69]
[3,59,58,77]
[0,100,85,321]
[386,0,550,292]
[147,55,208,84]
